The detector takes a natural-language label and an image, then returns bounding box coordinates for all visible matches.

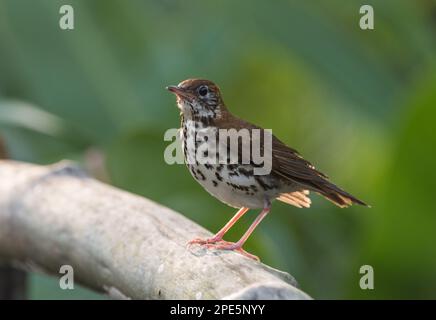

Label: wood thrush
[167,79,368,260]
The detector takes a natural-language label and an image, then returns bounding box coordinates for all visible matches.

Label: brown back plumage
[215,111,368,208]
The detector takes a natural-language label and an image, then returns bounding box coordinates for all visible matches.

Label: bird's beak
[166,85,194,100]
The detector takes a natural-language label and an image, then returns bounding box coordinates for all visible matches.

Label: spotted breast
[181,119,289,209]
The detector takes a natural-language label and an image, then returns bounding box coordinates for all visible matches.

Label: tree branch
[0,160,310,300]
[0,138,27,299]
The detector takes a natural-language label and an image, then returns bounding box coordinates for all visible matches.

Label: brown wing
[214,112,368,208]
[272,137,328,179]
[271,137,367,207]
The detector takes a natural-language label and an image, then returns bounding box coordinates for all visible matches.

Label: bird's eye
[198,85,208,97]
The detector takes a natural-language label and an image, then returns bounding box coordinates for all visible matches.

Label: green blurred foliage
[29,273,105,300]
[0,0,435,299]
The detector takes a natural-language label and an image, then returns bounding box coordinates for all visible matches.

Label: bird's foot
[187,236,229,246]
[187,237,259,261]
[204,242,259,261]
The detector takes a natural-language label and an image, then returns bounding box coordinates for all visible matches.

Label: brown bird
[167,79,368,260]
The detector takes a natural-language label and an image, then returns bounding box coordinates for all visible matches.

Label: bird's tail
[313,180,368,208]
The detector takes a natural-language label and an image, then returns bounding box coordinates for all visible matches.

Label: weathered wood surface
[0,160,310,300]
[0,139,27,300]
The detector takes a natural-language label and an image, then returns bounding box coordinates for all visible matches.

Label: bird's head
[166,79,226,119]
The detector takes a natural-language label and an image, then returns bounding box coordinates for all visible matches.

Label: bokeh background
[0,0,435,299]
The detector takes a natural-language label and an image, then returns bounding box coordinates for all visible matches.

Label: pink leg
[206,206,271,260]
[188,207,249,245]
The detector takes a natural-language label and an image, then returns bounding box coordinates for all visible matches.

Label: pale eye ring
[198,85,208,97]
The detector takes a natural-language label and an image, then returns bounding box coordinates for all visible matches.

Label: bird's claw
[207,242,260,261]
[187,238,259,261]
[187,237,224,246]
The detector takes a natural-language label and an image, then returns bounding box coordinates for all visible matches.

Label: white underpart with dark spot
[180,114,289,209]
